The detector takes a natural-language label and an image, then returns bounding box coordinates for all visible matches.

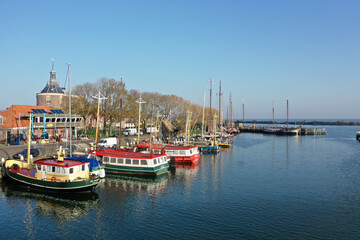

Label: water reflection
[103,173,169,196]
[171,162,200,180]
[0,179,99,224]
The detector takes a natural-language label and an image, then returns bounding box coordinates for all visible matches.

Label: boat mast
[229,92,233,128]
[185,111,192,146]
[92,91,107,150]
[242,97,245,123]
[150,101,154,152]
[136,95,146,145]
[27,114,32,169]
[213,114,217,146]
[68,63,72,156]
[287,98,289,129]
[218,81,222,133]
[201,90,206,138]
[208,78,214,132]
[273,100,275,128]
[118,98,123,149]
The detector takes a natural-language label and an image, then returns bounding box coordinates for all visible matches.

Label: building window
[46,96,51,104]
[0,115,3,125]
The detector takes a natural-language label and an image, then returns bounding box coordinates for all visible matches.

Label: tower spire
[50,58,56,83]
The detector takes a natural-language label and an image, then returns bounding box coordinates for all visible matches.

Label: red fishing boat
[135,143,200,164]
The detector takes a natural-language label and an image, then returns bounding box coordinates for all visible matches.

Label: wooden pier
[239,126,326,136]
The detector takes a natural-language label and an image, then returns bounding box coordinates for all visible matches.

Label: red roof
[90,148,166,159]
[136,143,198,151]
[34,159,86,167]
[0,105,53,129]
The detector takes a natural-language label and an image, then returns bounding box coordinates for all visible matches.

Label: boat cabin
[88,152,168,168]
[136,144,199,157]
[33,159,91,182]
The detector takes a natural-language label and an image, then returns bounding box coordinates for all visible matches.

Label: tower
[36,59,66,109]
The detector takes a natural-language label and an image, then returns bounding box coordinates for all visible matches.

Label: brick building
[0,105,83,144]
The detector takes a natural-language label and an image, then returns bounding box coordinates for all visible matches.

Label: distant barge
[239,126,326,135]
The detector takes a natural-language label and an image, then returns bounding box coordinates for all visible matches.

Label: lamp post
[92,91,107,150]
[136,95,146,145]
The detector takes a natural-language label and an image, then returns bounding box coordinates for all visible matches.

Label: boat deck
[10,168,37,178]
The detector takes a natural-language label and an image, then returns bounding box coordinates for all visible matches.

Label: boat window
[141,160,147,165]
[56,167,60,173]
[52,166,56,172]
[174,151,179,155]
[61,167,66,174]
[46,166,51,172]
[166,150,173,154]
[42,165,46,171]
[110,157,116,164]
[76,166,80,172]
[82,164,85,171]
[133,159,139,165]
[180,150,185,155]
[37,165,41,171]
[190,150,192,154]
[153,159,157,165]
[70,168,74,174]
[117,158,123,164]
[155,149,161,154]
[163,156,167,162]
[126,159,131,165]
[103,157,109,163]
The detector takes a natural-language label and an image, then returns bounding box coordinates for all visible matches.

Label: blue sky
[1,0,360,119]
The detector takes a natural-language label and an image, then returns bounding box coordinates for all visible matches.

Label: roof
[0,105,53,129]
[34,158,87,167]
[136,143,198,151]
[40,81,65,94]
[90,148,166,159]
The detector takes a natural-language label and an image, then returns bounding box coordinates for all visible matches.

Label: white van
[123,128,138,136]
[97,137,118,148]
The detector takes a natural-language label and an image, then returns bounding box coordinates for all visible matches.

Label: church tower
[36,59,66,109]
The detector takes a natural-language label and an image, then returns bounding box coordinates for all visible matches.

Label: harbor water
[1,125,360,239]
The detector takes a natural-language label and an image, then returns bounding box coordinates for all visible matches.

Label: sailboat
[278,98,300,136]
[264,100,281,134]
[198,114,220,153]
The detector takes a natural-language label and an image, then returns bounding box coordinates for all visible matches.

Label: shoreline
[237,120,360,126]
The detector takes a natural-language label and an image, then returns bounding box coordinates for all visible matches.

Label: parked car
[123,128,138,136]
[97,137,118,148]
[13,148,40,159]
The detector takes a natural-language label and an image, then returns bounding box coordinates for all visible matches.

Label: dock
[239,126,326,135]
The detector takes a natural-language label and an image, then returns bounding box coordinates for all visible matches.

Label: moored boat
[4,116,100,192]
[5,150,101,192]
[135,143,200,164]
[198,142,221,153]
[88,148,169,176]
